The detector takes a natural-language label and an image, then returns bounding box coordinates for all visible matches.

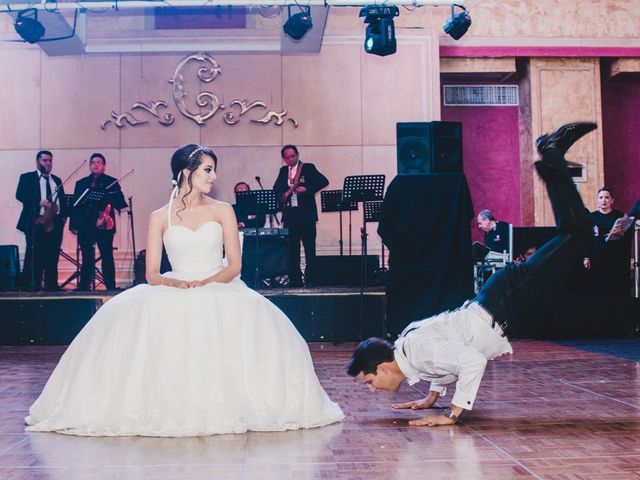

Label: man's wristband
[443,407,459,423]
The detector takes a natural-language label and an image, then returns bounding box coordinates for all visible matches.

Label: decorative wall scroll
[101,52,298,130]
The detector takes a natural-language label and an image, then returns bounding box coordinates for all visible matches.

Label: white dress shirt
[287,161,301,207]
[39,173,60,215]
[394,301,512,410]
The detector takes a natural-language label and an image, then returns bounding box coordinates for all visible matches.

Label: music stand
[60,194,80,288]
[364,200,386,271]
[236,190,279,288]
[61,193,106,289]
[343,175,386,339]
[73,188,104,209]
[343,175,385,263]
[321,190,358,256]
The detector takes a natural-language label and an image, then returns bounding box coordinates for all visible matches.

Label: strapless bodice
[162,221,223,278]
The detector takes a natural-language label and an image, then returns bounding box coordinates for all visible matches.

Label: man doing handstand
[347,122,597,426]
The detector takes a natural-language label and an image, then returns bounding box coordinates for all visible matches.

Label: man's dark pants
[22,220,64,290]
[284,208,317,286]
[78,224,116,290]
[475,150,592,338]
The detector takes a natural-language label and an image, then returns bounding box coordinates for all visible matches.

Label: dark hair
[281,144,299,158]
[90,153,106,164]
[36,150,52,161]
[347,337,395,377]
[170,144,218,218]
[478,209,496,222]
[597,186,613,197]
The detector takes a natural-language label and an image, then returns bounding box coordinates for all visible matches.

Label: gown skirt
[25,264,344,436]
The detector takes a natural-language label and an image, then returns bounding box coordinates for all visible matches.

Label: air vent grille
[443,85,519,106]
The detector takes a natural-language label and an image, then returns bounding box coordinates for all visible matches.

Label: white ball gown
[25,218,344,436]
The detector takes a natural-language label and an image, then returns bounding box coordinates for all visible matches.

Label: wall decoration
[101,52,298,130]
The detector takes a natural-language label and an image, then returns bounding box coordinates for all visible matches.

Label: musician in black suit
[477,209,510,254]
[70,153,126,290]
[273,145,329,287]
[15,150,67,291]
[233,182,266,229]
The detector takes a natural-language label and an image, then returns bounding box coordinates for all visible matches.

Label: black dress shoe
[535,122,597,156]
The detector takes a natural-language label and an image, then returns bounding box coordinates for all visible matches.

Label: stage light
[443,3,471,40]
[283,5,313,40]
[14,9,45,44]
[359,5,399,57]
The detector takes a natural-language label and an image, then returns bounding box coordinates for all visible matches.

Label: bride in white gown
[25,144,344,436]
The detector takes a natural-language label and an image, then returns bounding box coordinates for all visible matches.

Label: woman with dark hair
[25,144,343,436]
[583,187,632,298]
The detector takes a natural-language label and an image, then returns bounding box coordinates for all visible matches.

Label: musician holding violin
[273,144,328,287]
[15,150,68,291]
[70,153,127,291]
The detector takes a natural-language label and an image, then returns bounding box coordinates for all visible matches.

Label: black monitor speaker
[0,245,20,291]
[397,121,463,175]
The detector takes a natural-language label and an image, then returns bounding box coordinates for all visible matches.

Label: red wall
[601,80,640,213]
[442,100,521,242]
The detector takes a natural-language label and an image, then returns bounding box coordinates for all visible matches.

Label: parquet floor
[1,340,638,479]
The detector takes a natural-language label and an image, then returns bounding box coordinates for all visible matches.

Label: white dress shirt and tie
[16,159,66,291]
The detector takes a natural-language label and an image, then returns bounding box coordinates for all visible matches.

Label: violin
[35,200,60,233]
[35,160,86,233]
[96,204,115,230]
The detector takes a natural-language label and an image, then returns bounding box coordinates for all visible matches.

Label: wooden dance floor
[1,340,639,479]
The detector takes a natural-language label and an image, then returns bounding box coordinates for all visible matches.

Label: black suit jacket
[484,220,510,253]
[70,174,127,233]
[16,171,65,234]
[273,162,329,224]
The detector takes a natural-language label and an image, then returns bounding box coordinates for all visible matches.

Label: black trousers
[78,224,116,290]
[22,219,64,290]
[475,150,592,339]
[284,209,317,285]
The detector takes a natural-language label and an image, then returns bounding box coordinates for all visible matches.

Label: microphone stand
[128,196,137,264]
[256,176,277,229]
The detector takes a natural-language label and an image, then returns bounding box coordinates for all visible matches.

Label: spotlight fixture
[283,5,313,40]
[14,9,45,44]
[443,4,471,40]
[359,5,399,57]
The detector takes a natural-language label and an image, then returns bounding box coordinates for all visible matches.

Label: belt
[491,319,509,338]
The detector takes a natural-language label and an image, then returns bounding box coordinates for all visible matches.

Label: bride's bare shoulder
[204,198,234,221]
[149,205,170,226]
[204,197,232,210]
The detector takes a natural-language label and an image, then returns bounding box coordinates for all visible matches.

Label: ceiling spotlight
[359,5,399,57]
[443,4,471,40]
[283,5,313,40]
[14,9,45,44]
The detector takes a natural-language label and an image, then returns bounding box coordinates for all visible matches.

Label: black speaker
[0,245,20,291]
[0,298,101,345]
[397,121,463,175]
[314,255,379,286]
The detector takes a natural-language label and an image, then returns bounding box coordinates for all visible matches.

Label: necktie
[44,176,52,201]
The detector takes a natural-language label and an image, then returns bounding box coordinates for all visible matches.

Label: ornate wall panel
[530,57,603,226]
[1,30,440,274]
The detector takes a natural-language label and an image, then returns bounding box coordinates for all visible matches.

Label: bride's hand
[164,279,194,289]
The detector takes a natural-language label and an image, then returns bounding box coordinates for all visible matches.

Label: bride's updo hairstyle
[170,144,218,217]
